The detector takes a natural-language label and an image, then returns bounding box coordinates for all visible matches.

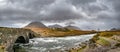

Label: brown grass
[99,31,120,37]
[25,27,96,37]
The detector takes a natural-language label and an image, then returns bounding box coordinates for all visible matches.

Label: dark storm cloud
[0,0,83,21]
[39,1,82,21]
[0,0,120,30]
[0,0,58,22]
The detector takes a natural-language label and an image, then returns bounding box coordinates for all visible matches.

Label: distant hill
[64,25,80,30]
[24,21,47,28]
[48,24,63,28]
[110,28,120,31]
[23,22,94,37]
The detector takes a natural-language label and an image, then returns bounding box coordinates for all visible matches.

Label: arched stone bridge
[0,27,39,52]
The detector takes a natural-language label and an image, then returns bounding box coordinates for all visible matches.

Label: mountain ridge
[24,21,47,28]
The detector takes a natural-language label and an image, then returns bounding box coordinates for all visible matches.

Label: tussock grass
[99,31,120,37]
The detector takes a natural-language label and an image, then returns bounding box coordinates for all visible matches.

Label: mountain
[23,22,94,37]
[24,21,47,28]
[48,24,63,28]
[64,25,80,30]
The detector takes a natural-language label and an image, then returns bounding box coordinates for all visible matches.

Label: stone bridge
[0,27,38,52]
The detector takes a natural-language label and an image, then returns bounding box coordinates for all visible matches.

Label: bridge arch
[15,36,26,43]
[13,36,26,52]
[28,33,35,39]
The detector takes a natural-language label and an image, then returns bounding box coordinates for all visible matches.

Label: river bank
[69,31,120,52]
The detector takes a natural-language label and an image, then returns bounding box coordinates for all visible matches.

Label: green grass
[0,49,4,52]
[0,46,5,52]
[96,37,110,46]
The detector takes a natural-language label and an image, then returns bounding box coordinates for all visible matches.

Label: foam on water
[19,34,95,52]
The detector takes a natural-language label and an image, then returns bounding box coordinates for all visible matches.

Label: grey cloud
[0,0,120,30]
[0,0,82,21]
[65,21,76,26]
[106,0,120,23]
[0,0,56,21]
[0,8,35,20]
[67,0,96,6]
[109,0,120,23]
[70,0,120,30]
[82,4,108,14]
[7,0,55,8]
[108,0,120,12]
[40,2,82,21]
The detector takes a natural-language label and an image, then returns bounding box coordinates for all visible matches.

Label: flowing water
[15,34,95,52]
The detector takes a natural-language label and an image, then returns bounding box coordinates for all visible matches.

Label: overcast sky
[0,0,120,30]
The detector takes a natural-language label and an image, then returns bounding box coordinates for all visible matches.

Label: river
[15,34,95,52]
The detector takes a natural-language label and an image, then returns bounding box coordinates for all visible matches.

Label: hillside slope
[24,22,95,37]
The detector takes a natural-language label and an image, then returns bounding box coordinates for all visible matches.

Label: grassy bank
[68,31,120,52]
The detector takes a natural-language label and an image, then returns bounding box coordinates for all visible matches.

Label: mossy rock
[77,46,86,52]
[13,45,27,52]
[69,46,86,52]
